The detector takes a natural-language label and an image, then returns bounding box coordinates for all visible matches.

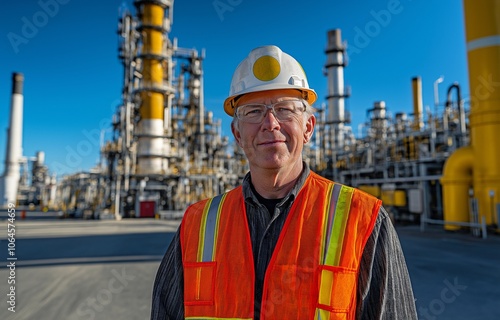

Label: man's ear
[231,121,243,147]
[303,114,316,143]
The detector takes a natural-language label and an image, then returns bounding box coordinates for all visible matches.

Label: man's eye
[277,107,294,114]
[245,108,263,115]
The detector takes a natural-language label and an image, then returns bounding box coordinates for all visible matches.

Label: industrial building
[1,0,498,234]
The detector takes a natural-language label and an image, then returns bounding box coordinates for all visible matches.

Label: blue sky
[0,0,468,177]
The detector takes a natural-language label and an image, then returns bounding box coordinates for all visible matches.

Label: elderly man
[151,45,417,320]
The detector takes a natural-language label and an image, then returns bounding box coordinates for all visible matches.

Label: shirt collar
[242,162,311,207]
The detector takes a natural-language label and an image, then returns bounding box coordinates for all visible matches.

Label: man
[151,45,417,319]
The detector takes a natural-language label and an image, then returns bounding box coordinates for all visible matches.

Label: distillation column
[134,0,173,175]
[0,73,24,206]
[325,29,348,151]
[441,0,500,228]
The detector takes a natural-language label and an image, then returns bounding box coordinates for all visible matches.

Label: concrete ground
[398,224,500,320]
[0,212,499,320]
[0,216,179,320]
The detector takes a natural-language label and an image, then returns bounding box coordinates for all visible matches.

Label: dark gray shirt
[151,166,417,319]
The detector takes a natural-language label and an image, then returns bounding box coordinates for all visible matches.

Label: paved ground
[399,224,500,320]
[0,212,499,320]
[0,216,180,320]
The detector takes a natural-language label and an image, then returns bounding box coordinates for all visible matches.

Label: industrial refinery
[1,0,499,235]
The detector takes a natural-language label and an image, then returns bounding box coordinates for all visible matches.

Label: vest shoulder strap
[181,187,243,263]
[319,182,381,267]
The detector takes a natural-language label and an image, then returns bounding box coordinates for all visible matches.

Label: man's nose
[261,108,281,130]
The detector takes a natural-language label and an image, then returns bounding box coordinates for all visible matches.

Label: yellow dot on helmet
[253,55,281,81]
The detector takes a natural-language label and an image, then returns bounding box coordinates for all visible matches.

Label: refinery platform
[1,1,499,233]
[1,214,499,320]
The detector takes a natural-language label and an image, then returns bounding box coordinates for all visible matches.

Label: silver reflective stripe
[467,35,500,51]
[202,194,224,262]
[322,183,342,264]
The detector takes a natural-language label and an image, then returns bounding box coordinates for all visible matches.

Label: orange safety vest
[180,172,381,320]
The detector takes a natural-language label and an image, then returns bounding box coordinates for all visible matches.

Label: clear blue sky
[0,0,468,177]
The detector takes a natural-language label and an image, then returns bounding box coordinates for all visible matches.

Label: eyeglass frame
[234,98,307,124]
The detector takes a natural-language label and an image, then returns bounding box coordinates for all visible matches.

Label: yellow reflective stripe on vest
[320,183,354,265]
[325,185,353,266]
[197,193,226,262]
[317,184,355,320]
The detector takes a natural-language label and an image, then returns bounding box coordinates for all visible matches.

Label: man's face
[231,89,316,171]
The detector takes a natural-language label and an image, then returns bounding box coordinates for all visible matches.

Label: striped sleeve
[151,227,184,320]
[356,207,418,320]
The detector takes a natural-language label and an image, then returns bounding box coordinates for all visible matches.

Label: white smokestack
[0,72,24,206]
[325,29,348,150]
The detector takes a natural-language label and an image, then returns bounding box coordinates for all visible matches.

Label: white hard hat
[224,45,317,116]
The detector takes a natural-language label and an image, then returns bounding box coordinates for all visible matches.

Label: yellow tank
[381,190,406,207]
[393,190,406,207]
[359,185,381,198]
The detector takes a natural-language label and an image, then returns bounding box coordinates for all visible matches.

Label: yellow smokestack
[412,76,423,131]
[441,0,500,229]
